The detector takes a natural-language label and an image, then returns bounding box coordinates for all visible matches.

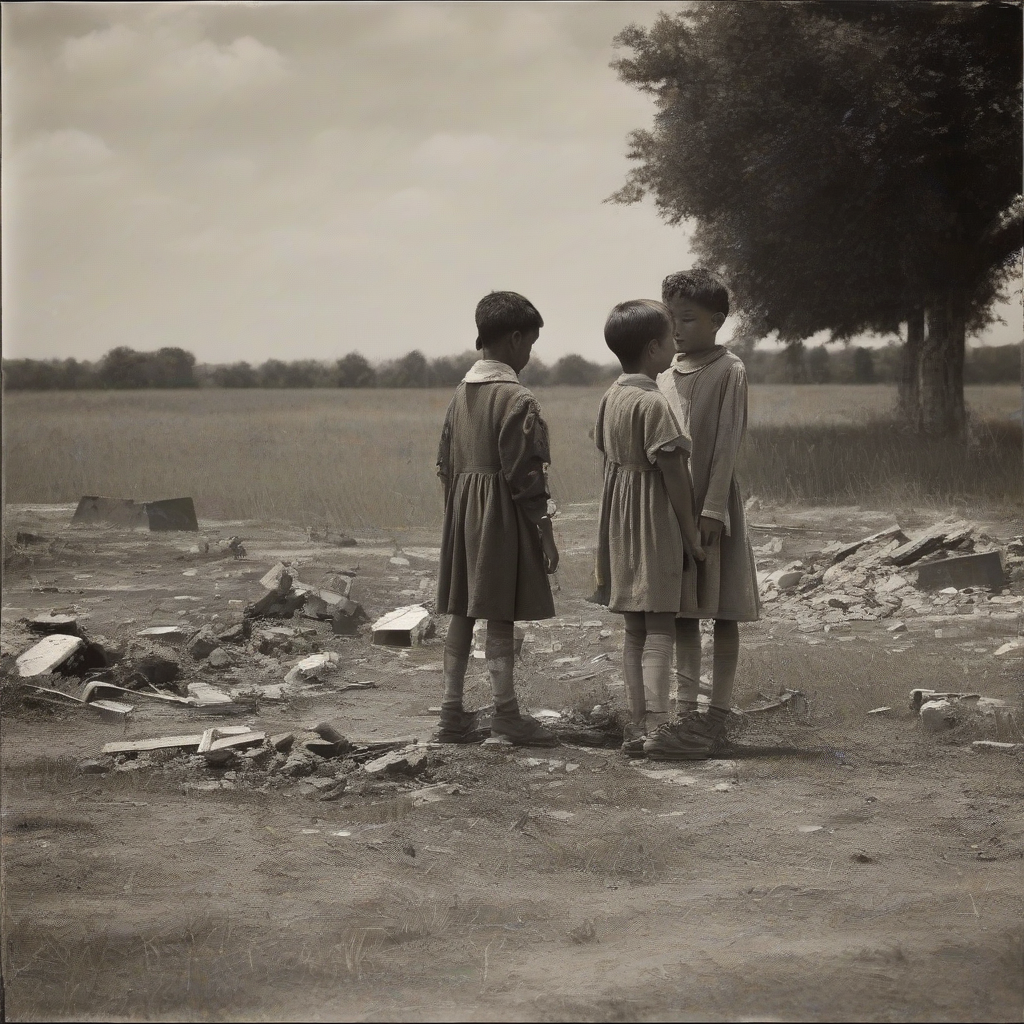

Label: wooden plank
[209,731,266,752]
[103,734,204,754]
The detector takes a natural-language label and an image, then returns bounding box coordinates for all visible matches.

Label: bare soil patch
[2,503,1022,1022]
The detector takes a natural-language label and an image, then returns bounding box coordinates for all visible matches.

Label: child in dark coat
[435,291,560,746]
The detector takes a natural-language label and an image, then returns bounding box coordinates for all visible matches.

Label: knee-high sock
[674,617,702,710]
[711,619,740,723]
[485,619,517,710]
[622,612,647,727]
[642,612,675,728]
[442,615,474,710]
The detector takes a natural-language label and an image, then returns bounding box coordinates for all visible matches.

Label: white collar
[463,359,520,384]
[614,373,659,391]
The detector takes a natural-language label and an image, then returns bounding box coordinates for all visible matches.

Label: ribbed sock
[711,619,739,715]
[642,612,675,730]
[485,619,517,708]
[674,617,702,711]
[442,615,474,711]
[622,612,647,728]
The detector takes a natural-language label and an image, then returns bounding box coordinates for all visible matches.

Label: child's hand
[539,517,560,574]
[700,515,724,548]
[683,530,705,564]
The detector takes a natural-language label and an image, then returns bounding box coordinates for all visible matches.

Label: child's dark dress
[436,360,555,622]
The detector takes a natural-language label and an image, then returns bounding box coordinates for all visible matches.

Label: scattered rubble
[26,613,79,636]
[758,520,1016,630]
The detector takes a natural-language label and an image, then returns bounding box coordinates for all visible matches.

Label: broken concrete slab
[186,681,236,707]
[103,734,205,755]
[972,741,1023,753]
[16,634,85,677]
[216,620,251,645]
[144,497,199,532]
[920,699,955,732]
[994,640,1023,657]
[25,613,79,636]
[72,496,148,528]
[283,652,340,685]
[915,551,1005,592]
[889,523,970,567]
[363,746,428,777]
[371,605,433,647]
[828,525,908,564]
[137,626,188,641]
[199,728,267,764]
[259,562,293,591]
[271,732,295,753]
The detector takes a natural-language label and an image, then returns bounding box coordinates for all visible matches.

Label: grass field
[2,384,1021,533]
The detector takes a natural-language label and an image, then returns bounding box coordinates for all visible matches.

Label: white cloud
[13,128,114,174]
[152,35,286,96]
[60,23,139,75]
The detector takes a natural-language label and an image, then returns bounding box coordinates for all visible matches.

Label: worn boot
[490,699,558,747]
[643,713,729,761]
[434,707,488,744]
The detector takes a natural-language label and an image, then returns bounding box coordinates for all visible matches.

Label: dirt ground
[2,503,1022,1023]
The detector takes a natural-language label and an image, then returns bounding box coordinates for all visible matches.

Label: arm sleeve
[499,394,552,526]
[436,397,456,506]
[644,395,691,466]
[701,363,748,527]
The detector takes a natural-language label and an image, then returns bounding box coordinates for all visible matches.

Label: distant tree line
[2,343,1019,391]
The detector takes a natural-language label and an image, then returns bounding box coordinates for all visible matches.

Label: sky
[3,1,1021,366]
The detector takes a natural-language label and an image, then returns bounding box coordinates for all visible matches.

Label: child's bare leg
[710,619,739,728]
[642,612,675,731]
[622,612,647,728]
[442,614,474,711]
[674,617,702,713]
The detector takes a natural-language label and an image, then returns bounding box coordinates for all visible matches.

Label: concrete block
[16,634,85,677]
[363,746,428,776]
[259,563,292,591]
[71,496,147,527]
[26,613,79,636]
[919,699,955,732]
[144,497,198,532]
[371,605,432,647]
[915,551,1004,592]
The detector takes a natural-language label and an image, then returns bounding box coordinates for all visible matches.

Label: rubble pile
[758,521,1023,630]
[88,722,458,799]
[246,562,368,635]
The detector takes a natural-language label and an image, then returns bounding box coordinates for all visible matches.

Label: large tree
[611,1,1022,435]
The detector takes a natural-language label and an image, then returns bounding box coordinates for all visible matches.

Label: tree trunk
[919,291,967,437]
[898,307,924,428]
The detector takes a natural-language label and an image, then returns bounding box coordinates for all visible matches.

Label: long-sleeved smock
[435,360,555,622]
[657,348,760,622]
[593,374,690,614]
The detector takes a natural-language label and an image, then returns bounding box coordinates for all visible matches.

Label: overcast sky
[3,1,1020,365]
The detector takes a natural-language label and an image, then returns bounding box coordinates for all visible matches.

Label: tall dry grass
[2,385,1020,531]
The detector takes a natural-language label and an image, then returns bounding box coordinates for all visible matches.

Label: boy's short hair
[661,269,730,316]
[603,299,672,365]
[475,291,544,349]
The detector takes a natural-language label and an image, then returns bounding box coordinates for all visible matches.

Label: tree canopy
[611,0,1022,433]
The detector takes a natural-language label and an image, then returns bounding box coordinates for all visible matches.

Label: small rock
[281,747,317,777]
[77,758,109,775]
[206,648,232,670]
[920,699,955,732]
[886,621,907,633]
[271,733,295,753]
[310,721,348,745]
[363,746,428,777]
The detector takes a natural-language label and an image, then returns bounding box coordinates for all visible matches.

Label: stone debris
[247,562,366,628]
[363,745,429,777]
[371,605,433,647]
[757,520,1014,630]
[137,625,188,641]
[284,651,340,685]
[972,741,1023,753]
[914,688,1021,739]
[188,627,220,661]
[16,634,85,677]
[25,613,79,636]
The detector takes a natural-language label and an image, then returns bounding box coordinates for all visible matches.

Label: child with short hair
[593,300,704,756]
[434,291,560,747]
[644,269,761,761]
